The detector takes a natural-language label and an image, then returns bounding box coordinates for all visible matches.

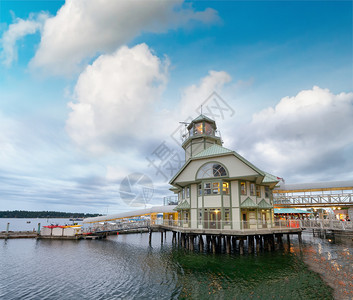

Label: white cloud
[234,86,353,181]
[178,70,232,119]
[29,0,218,76]
[1,13,48,66]
[66,43,169,154]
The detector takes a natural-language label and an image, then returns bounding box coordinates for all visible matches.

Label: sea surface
[1,218,352,299]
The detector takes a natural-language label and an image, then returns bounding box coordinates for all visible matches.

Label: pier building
[169,114,279,231]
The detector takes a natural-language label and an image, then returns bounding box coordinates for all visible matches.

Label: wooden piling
[199,235,204,252]
[239,239,244,255]
[211,236,216,254]
[226,236,231,254]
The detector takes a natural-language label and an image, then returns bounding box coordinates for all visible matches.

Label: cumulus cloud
[29,0,218,75]
[234,86,353,181]
[1,13,48,66]
[178,70,232,119]
[66,43,169,153]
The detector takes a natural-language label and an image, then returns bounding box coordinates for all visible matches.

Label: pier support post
[239,239,244,255]
[206,235,211,250]
[211,236,216,254]
[298,232,302,245]
[181,233,185,248]
[161,231,164,243]
[232,237,237,252]
[247,236,253,254]
[255,236,260,253]
[226,236,231,254]
[199,235,204,252]
[149,229,152,245]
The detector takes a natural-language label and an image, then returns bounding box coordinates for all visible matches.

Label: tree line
[0,210,101,218]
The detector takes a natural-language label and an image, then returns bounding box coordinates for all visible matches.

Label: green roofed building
[169,114,280,230]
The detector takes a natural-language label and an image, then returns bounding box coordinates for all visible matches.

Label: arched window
[196,162,228,179]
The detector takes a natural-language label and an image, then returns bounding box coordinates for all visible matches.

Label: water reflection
[1,231,352,299]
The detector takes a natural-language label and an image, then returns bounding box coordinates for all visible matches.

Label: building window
[194,122,203,135]
[250,183,255,196]
[256,185,261,197]
[223,182,229,195]
[198,184,202,196]
[265,186,270,198]
[241,182,247,195]
[204,183,211,195]
[198,209,202,225]
[186,186,190,198]
[196,162,228,179]
[182,188,185,199]
[224,208,230,225]
[212,182,220,194]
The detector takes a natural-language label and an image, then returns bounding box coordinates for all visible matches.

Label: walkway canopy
[84,205,176,223]
[274,180,353,193]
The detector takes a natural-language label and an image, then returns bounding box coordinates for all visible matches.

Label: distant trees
[0,210,101,218]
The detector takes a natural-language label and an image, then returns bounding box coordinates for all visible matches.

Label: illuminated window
[196,163,227,179]
[256,185,261,197]
[250,183,255,196]
[224,208,230,224]
[212,182,220,194]
[194,122,203,135]
[223,182,229,194]
[241,182,247,195]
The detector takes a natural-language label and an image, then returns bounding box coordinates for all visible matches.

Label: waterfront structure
[169,114,279,230]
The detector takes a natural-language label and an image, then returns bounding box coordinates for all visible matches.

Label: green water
[0,229,334,299]
[172,251,333,299]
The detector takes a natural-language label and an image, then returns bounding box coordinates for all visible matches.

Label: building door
[209,209,221,229]
[242,212,247,229]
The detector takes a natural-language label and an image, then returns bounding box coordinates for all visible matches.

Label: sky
[0,0,352,214]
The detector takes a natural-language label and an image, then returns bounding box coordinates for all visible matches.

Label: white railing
[151,219,302,231]
[274,193,353,205]
[299,219,353,231]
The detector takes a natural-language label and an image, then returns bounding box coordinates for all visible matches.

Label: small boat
[26,221,31,224]
[69,218,83,221]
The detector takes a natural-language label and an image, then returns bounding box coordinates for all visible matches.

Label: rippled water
[2,219,352,299]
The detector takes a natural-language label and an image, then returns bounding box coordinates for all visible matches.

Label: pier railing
[152,219,302,231]
[83,219,353,235]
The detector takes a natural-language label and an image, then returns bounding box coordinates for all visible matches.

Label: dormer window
[196,162,228,179]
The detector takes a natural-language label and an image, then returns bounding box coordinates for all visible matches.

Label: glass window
[198,209,202,225]
[212,182,220,194]
[204,122,213,135]
[182,188,185,199]
[194,122,203,135]
[224,208,230,224]
[222,182,229,194]
[186,187,190,198]
[256,185,261,197]
[241,182,247,195]
[196,163,227,179]
[204,183,211,195]
[265,186,270,198]
[250,183,255,196]
[198,184,202,196]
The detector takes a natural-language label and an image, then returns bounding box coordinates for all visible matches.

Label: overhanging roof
[258,199,273,209]
[173,200,190,211]
[241,197,258,208]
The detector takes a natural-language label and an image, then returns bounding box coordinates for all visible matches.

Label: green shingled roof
[274,208,310,214]
[240,197,257,208]
[192,114,216,124]
[258,199,273,208]
[263,172,280,183]
[193,144,233,158]
[173,200,191,211]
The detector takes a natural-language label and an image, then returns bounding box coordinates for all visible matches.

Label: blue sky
[0,0,352,213]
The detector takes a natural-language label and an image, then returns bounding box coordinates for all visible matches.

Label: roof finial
[201,105,203,115]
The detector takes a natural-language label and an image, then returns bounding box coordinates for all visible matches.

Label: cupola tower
[182,114,222,161]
